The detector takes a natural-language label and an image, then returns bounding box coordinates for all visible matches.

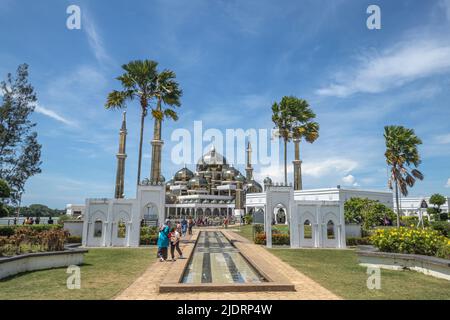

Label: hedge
[346,237,371,246]
[254,233,290,245]
[0,224,62,237]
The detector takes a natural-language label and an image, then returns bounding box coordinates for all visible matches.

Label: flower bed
[254,233,290,245]
[139,226,158,245]
[0,226,68,257]
[370,226,450,259]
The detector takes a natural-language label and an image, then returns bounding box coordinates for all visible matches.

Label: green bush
[0,224,62,237]
[139,226,159,245]
[253,233,290,245]
[346,237,371,246]
[344,198,396,230]
[430,221,450,237]
[244,214,253,225]
[140,234,158,245]
[400,216,430,227]
[370,227,449,258]
[67,236,82,243]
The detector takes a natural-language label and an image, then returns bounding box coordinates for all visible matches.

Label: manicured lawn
[0,248,156,300]
[269,248,450,300]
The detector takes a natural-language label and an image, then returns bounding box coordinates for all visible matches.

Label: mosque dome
[159,174,166,183]
[246,180,263,193]
[188,175,208,188]
[235,173,246,183]
[197,145,227,168]
[222,165,240,181]
[264,177,273,185]
[174,167,194,181]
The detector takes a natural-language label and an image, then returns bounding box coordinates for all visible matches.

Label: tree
[384,125,424,227]
[0,64,42,206]
[106,60,158,186]
[149,68,182,183]
[0,179,11,217]
[429,193,447,221]
[272,96,318,185]
[344,197,396,231]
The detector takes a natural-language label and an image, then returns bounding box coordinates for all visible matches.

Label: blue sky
[1,0,450,208]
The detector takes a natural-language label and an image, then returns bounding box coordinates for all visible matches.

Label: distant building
[65,204,85,218]
[394,196,450,217]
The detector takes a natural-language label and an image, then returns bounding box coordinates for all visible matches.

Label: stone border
[0,248,88,280]
[159,230,295,292]
[357,250,450,281]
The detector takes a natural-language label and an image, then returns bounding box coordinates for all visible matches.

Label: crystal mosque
[78,111,394,249]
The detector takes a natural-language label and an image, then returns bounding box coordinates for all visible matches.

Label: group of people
[156,217,195,262]
[20,216,53,225]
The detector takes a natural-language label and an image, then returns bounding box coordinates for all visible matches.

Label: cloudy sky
[1,0,450,208]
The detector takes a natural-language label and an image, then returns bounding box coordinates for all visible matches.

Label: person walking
[181,217,187,236]
[169,227,183,261]
[157,219,170,262]
[188,217,194,235]
[48,217,54,225]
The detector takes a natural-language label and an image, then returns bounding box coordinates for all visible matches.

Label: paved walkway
[115,229,340,300]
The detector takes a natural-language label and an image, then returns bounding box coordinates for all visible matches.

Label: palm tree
[272,96,319,185]
[292,105,319,189]
[105,60,158,186]
[384,125,424,227]
[149,69,182,183]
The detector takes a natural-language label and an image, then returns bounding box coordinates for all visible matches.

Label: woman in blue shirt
[157,219,170,261]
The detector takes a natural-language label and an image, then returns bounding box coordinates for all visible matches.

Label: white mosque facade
[79,112,395,249]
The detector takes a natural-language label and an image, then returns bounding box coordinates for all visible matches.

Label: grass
[269,248,450,300]
[0,247,156,300]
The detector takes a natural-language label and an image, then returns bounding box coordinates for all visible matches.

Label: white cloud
[440,0,450,21]
[446,178,450,188]
[83,11,112,66]
[302,158,358,178]
[342,174,360,187]
[435,133,450,144]
[34,104,78,127]
[254,164,293,185]
[316,39,450,97]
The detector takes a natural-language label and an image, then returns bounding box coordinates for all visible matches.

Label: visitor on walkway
[157,219,170,262]
[35,217,40,225]
[48,217,53,224]
[176,221,182,235]
[169,227,183,261]
[223,217,228,229]
[188,217,194,235]
[181,217,187,236]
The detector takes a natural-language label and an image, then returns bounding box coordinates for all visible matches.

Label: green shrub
[430,221,450,237]
[244,214,253,225]
[253,224,264,234]
[0,226,15,237]
[253,233,290,245]
[370,227,449,258]
[346,237,371,246]
[400,216,430,227]
[140,234,158,245]
[67,236,82,243]
[344,197,396,230]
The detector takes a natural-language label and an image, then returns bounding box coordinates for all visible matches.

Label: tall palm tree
[292,104,319,188]
[149,69,182,183]
[105,60,158,186]
[272,96,319,185]
[384,125,424,227]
